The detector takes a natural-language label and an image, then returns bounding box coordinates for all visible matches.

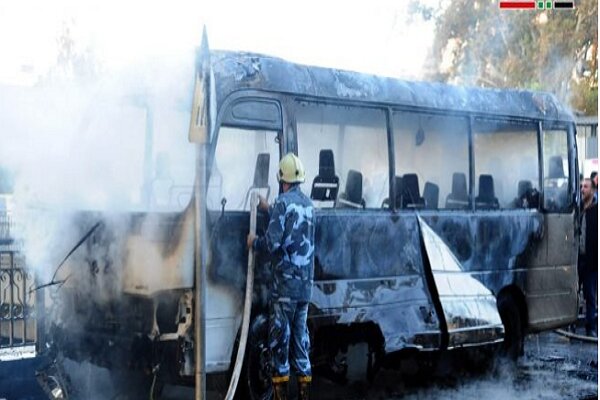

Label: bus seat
[514,180,539,209]
[446,172,469,209]
[402,173,425,209]
[337,169,365,209]
[547,155,565,179]
[243,153,271,209]
[381,176,402,209]
[423,182,439,209]
[310,149,339,207]
[475,174,499,209]
[253,153,270,188]
[518,180,533,198]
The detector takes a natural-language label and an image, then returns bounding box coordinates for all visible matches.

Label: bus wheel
[243,315,273,400]
[497,296,523,360]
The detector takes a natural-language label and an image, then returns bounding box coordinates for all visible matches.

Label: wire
[30,221,102,293]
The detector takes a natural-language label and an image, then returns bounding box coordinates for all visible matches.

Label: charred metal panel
[312,211,441,353]
[418,217,503,348]
[210,51,573,123]
[421,211,544,291]
[311,278,440,352]
[43,209,199,370]
[207,210,271,294]
[57,209,195,297]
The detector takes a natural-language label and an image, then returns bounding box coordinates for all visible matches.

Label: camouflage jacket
[253,185,315,302]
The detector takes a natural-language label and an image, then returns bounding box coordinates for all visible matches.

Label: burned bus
[41,38,579,398]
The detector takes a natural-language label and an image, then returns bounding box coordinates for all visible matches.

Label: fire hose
[554,328,598,343]
[224,191,258,400]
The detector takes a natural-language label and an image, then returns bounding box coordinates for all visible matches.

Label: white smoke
[1,50,197,278]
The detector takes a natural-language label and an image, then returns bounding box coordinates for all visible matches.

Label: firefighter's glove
[258,195,269,212]
[247,233,257,251]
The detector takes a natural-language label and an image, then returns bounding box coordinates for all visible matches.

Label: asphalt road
[0,331,596,400]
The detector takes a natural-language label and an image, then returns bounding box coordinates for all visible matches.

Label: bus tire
[497,295,523,360]
[241,314,273,400]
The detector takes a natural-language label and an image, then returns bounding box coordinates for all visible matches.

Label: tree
[426,0,597,115]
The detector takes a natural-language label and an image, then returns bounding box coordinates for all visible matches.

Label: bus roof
[210,50,574,123]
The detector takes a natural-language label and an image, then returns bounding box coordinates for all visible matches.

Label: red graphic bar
[499,1,536,8]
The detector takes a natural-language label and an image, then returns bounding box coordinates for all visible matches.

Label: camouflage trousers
[269,299,312,378]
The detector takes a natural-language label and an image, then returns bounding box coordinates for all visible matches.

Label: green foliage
[427,0,598,115]
[571,80,598,115]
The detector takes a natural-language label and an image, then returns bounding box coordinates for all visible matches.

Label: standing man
[247,153,315,400]
[579,178,598,337]
[591,171,598,202]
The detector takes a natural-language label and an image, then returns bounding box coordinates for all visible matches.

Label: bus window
[473,119,539,210]
[296,102,388,209]
[393,112,469,210]
[543,127,571,212]
[207,127,280,211]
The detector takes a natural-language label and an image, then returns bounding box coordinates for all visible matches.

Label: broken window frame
[391,110,471,211]
[471,118,541,210]
[206,93,287,212]
[294,99,391,210]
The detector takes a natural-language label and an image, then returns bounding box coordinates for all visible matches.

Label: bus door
[534,123,578,329]
[205,98,283,371]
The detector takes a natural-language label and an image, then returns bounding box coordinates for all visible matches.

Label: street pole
[190,26,211,400]
[194,142,207,400]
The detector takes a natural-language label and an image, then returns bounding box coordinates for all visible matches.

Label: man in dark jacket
[247,152,315,400]
[579,178,598,336]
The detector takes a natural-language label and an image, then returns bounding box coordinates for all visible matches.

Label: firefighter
[247,152,315,400]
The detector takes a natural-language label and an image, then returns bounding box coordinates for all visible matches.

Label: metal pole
[142,104,155,207]
[194,143,207,400]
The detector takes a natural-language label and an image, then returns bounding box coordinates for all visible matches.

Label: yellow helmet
[277,153,305,183]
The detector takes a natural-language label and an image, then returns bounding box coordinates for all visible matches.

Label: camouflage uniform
[253,184,315,380]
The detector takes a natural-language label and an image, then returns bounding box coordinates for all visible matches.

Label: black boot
[272,377,289,400]
[297,376,311,400]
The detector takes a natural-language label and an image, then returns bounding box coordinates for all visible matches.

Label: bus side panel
[423,211,577,331]
[423,211,543,287]
[312,211,442,353]
[206,210,272,372]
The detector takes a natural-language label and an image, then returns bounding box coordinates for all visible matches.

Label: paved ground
[303,330,598,400]
[0,330,596,399]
